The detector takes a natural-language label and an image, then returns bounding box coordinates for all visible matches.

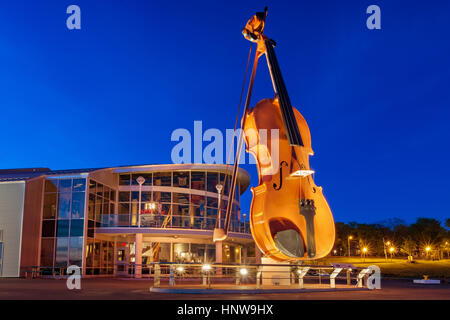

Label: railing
[21,262,374,289]
[99,214,251,234]
[113,262,372,289]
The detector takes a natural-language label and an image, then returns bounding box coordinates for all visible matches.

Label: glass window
[119,174,131,185]
[89,180,96,194]
[57,219,70,237]
[191,194,205,206]
[43,193,57,219]
[126,191,150,204]
[95,196,102,221]
[96,183,103,197]
[70,219,84,237]
[207,172,219,193]
[40,238,55,267]
[69,237,83,267]
[71,192,85,219]
[153,172,171,186]
[131,173,152,186]
[73,179,86,192]
[153,191,171,203]
[88,193,95,220]
[173,192,189,204]
[160,203,170,215]
[221,198,228,210]
[103,186,110,200]
[220,173,231,196]
[207,196,218,208]
[45,180,58,193]
[103,201,109,215]
[42,220,56,237]
[59,179,72,193]
[191,171,205,190]
[119,191,130,202]
[173,172,189,188]
[141,191,151,202]
[58,192,71,219]
[172,205,190,227]
[206,207,217,218]
[55,238,69,268]
[118,203,130,214]
[131,191,139,201]
[110,190,116,202]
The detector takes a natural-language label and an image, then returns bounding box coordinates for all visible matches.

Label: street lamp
[389,246,395,260]
[383,240,391,261]
[362,247,368,262]
[136,176,146,228]
[425,246,431,259]
[348,236,353,257]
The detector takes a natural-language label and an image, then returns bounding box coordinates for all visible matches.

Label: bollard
[297,267,310,289]
[154,264,161,288]
[346,268,351,285]
[256,267,262,288]
[169,265,175,286]
[357,268,371,288]
[329,268,343,289]
[203,273,207,286]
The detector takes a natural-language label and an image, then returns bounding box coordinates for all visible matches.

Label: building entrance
[116,245,130,277]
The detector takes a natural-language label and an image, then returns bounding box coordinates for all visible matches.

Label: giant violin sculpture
[214,7,335,261]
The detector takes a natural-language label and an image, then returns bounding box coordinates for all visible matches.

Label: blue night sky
[0,1,449,225]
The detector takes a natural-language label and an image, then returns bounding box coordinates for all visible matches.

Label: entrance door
[116,246,129,277]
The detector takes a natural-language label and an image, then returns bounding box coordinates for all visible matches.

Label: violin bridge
[290,169,314,178]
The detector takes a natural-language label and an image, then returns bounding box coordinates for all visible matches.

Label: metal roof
[0,167,102,182]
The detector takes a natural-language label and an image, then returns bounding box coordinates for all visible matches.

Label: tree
[409,218,446,244]
[400,237,416,258]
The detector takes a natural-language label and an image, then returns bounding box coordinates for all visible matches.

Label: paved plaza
[0,278,449,300]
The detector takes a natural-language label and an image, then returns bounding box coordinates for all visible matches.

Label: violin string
[215,42,253,230]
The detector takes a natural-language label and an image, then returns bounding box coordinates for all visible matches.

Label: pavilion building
[0,164,257,277]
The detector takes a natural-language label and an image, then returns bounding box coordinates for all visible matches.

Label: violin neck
[264,39,304,147]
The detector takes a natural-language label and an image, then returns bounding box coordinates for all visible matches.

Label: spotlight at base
[202,264,212,272]
[239,268,248,276]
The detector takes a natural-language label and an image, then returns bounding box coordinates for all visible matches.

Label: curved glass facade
[30,164,253,276]
[99,170,245,233]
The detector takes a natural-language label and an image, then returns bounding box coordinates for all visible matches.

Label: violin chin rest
[274,229,305,258]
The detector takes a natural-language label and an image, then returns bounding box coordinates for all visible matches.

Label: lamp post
[216,183,223,226]
[348,236,353,257]
[362,247,368,262]
[243,213,247,233]
[136,176,145,228]
[383,239,390,261]
[389,246,395,261]
[425,246,431,259]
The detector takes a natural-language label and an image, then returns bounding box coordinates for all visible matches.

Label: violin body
[244,98,335,261]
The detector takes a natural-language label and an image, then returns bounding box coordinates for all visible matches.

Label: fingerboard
[264,39,304,147]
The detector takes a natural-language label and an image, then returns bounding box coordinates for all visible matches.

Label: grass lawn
[315,257,450,279]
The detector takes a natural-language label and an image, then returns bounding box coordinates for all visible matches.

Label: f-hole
[273,161,288,190]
